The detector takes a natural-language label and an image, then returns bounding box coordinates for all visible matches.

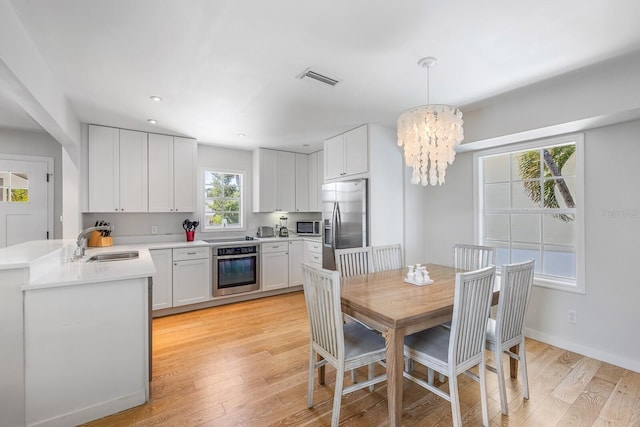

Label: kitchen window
[203,170,243,230]
[474,134,585,293]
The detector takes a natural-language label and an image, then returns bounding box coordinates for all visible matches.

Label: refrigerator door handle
[331,201,339,251]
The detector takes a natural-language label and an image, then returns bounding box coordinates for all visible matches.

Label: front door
[0,156,52,248]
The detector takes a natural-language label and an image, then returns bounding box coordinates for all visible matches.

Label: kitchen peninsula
[0,240,155,427]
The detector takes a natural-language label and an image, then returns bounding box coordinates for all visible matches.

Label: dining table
[335,263,508,427]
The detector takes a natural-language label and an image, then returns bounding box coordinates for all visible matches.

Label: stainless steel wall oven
[212,243,260,296]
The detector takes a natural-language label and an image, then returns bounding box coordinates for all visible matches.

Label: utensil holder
[88,231,113,247]
[185,231,195,242]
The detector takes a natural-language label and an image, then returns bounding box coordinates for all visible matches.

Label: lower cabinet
[150,246,210,310]
[150,249,172,310]
[261,242,289,291]
[304,240,323,268]
[288,240,303,286]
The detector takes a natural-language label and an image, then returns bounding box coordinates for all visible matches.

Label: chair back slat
[449,265,496,367]
[496,260,535,345]
[453,244,496,271]
[302,264,345,363]
[372,244,403,272]
[335,247,374,277]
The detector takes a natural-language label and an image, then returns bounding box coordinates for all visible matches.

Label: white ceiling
[6,0,640,153]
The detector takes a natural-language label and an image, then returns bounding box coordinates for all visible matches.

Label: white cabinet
[252,149,296,212]
[150,249,172,310]
[288,240,304,286]
[172,247,210,307]
[304,240,323,268]
[295,154,309,212]
[308,150,324,212]
[324,124,368,181]
[261,242,289,291]
[88,125,148,212]
[148,134,196,212]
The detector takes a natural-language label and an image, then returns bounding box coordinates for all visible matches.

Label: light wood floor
[84,291,640,427]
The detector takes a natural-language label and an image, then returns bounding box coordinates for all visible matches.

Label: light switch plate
[151,225,158,235]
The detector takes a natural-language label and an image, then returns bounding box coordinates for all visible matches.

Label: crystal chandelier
[397,57,464,186]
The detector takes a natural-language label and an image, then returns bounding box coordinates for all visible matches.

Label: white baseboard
[27,389,146,427]
[525,328,640,373]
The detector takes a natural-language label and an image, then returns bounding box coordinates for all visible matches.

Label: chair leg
[427,368,435,385]
[519,338,530,400]
[368,363,375,392]
[479,359,489,427]
[351,369,357,383]
[308,348,316,409]
[449,373,462,427]
[331,367,345,427]
[495,347,508,415]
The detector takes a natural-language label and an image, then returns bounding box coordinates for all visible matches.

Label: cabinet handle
[187,252,196,255]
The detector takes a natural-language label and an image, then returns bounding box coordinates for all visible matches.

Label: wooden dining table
[337,263,505,427]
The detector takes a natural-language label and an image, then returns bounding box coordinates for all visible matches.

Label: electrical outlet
[567,310,577,323]
[151,225,158,235]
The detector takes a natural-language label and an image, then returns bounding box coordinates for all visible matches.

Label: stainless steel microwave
[296,220,321,235]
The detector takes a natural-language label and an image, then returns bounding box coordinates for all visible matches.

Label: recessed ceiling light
[303,144,310,147]
[147,119,157,124]
[237,133,246,137]
[150,96,162,102]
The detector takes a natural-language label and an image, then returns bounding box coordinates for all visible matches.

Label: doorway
[0,155,53,248]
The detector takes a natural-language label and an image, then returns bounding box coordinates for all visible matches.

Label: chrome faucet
[74,225,113,259]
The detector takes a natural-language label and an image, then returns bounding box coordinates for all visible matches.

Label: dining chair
[335,246,374,277]
[453,243,496,271]
[302,264,387,427]
[486,259,535,415]
[404,265,496,427]
[371,243,403,272]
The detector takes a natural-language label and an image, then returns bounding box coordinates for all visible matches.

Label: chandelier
[397,57,464,186]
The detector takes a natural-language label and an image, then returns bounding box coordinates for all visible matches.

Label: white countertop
[0,234,323,290]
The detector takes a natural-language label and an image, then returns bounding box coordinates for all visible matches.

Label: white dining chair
[486,259,535,415]
[453,243,496,271]
[335,246,374,277]
[404,265,496,427]
[302,264,387,427]
[372,244,403,272]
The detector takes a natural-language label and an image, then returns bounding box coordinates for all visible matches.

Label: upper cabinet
[148,134,196,212]
[88,125,148,212]
[308,150,324,212]
[294,154,309,212]
[253,148,324,213]
[253,149,295,212]
[324,124,368,180]
[88,125,196,213]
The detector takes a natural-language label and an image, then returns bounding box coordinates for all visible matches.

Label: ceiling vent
[297,68,340,87]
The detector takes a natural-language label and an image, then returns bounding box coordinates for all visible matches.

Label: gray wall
[0,128,63,238]
[416,49,640,371]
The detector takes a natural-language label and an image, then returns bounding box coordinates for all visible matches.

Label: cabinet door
[172,258,210,306]
[254,149,278,212]
[344,125,368,176]
[119,129,148,212]
[148,133,174,212]
[277,151,296,212]
[288,240,304,286]
[150,249,173,310]
[324,134,345,180]
[261,251,288,291]
[295,153,309,212]
[308,151,318,212]
[173,137,196,212]
[88,125,119,212]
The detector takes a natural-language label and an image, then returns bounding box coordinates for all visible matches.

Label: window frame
[201,168,245,232]
[473,133,585,294]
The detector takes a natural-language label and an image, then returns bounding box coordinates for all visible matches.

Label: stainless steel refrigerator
[322,178,368,270]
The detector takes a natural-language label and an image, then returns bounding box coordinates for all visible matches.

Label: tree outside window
[204,171,243,230]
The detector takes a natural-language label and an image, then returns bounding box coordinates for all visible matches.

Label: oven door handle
[214,253,258,260]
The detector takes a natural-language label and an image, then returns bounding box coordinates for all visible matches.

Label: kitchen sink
[86,251,139,262]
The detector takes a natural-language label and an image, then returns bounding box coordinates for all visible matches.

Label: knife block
[88,231,113,247]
